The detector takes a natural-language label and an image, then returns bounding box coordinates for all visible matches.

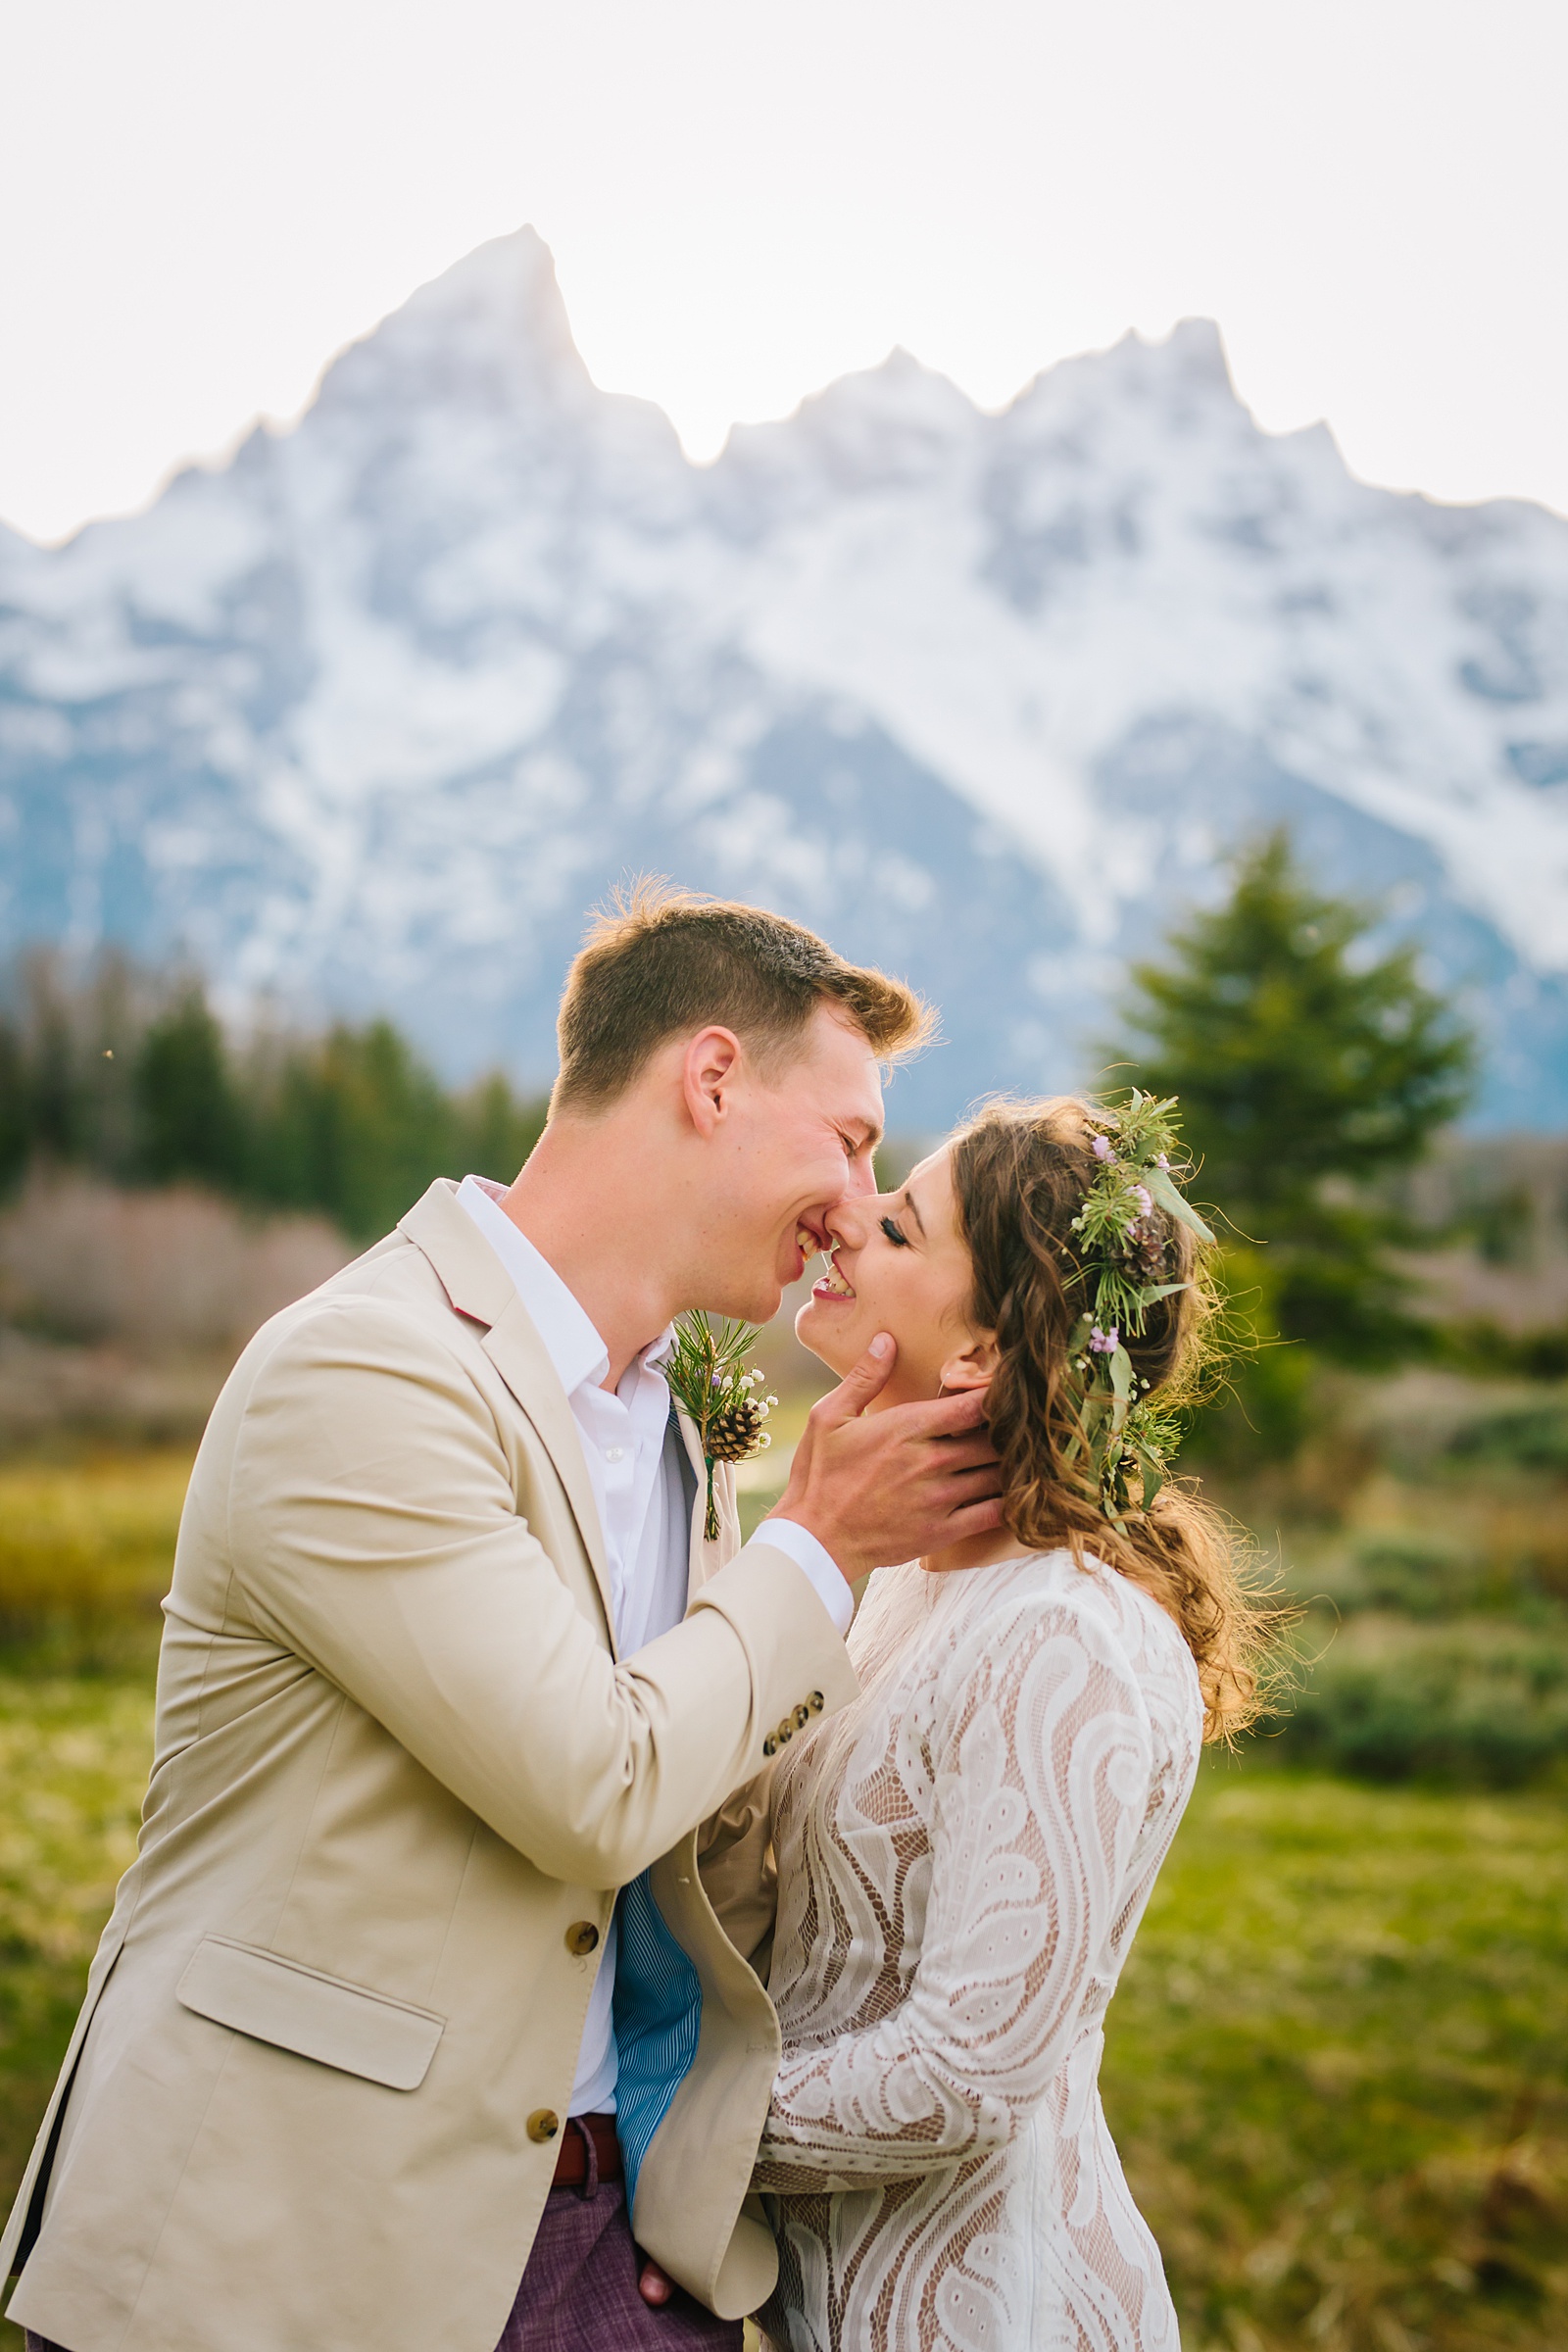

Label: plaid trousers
[24,2167,743,2352]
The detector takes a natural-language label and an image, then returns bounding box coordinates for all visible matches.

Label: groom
[2,889,1002,2352]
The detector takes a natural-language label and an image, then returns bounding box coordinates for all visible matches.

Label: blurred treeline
[0,954,549,1242]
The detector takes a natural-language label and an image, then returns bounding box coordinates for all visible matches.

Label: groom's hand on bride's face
[765,1336,1004,1585]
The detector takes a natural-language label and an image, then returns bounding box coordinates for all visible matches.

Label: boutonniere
[666,1312,778,1540]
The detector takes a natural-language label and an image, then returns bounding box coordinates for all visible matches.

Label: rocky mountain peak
[2,227,1566,1127]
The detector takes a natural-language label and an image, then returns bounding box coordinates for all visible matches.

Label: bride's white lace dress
[755,1550,1201,2352]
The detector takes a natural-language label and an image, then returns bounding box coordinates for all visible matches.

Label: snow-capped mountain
[4,227,1567,1127]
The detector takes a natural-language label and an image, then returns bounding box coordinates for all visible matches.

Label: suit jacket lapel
[399,1182,616,1646]
[399,1182,743,1642]
[482,1298,614,1640]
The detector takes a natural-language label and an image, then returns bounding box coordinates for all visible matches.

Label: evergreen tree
[0,1015,27,1194]
[454,1069,550,1188]
[1115,833,1474,1434]
[23,978,84,1167]
[248,1019,458,1240]
[1,950,146,1184]
[134,987,246,1187]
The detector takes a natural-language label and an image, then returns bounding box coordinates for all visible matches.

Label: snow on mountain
[3,226,1567,1127]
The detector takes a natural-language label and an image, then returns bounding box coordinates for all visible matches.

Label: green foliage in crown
[1060,1091,1215,1523]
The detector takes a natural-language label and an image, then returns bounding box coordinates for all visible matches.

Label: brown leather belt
[552,2112,623,2190]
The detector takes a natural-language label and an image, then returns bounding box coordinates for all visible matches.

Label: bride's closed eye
[879,1216,910,1248]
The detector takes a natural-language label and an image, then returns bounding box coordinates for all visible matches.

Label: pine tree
[245,1019,455,1240]
[1114,833,1474,1432]
[0,1015,27,1194]
[134,986,247,1187]
[453,1070,550,1191]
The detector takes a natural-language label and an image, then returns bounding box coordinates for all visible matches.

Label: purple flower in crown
[1156,1154,1170,1170]
[1132,1184,1152,1216]
[1089,1325,1119,1353]
[1092,1135,1114,1162]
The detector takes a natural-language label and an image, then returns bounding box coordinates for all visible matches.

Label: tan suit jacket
[2,1180,854,2352]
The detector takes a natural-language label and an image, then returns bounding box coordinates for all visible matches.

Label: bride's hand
[637,2253,676,2306]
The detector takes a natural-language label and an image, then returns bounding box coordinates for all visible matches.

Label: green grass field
[1105,1767,1567,2351]
[1,1452,1564,2352]
[0,1673,152,2271]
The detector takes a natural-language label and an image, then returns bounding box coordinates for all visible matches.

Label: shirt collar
[456,1175,674,1397]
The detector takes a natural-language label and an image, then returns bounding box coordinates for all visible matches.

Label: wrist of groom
[747,1517,855,1638]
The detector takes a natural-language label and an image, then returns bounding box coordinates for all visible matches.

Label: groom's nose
[824,1194,873,1248]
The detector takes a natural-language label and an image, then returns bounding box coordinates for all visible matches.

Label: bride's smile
[797,1151,999,1412]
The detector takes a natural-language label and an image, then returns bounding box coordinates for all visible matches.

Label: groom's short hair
[552,881,931,1112]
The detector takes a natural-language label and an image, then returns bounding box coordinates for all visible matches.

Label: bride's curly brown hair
[950,1096,1280,1743]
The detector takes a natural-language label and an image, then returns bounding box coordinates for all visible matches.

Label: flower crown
[1058,1090,1213,1522]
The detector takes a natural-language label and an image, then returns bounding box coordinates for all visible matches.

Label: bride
[753,1095,1272,2352]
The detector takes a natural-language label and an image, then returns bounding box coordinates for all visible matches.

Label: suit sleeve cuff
[745,1518,855,1637]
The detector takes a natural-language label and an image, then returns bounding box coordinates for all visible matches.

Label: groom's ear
[939,1332,999,1393]
[681,1026,745,1135]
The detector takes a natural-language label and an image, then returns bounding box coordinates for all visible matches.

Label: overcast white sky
[2,0,1565,544]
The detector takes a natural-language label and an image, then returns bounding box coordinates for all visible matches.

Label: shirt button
[604,1446,625,1462]
[527,2109,561,2144]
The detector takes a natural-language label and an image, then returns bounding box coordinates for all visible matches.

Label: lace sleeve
[756,1591,1153,2189]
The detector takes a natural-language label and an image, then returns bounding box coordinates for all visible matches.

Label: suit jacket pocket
[175,1936,446,2091]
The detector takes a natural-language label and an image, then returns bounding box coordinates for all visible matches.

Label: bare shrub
[0,1172,352,1355]
[0,1332,231,1453]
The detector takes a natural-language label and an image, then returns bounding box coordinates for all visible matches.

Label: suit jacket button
[565,1921,600,1956]
[527,2109,561,2144]
[778,1721,793,1743]
[794,1704,811,1730]
[808,1690,825,1712]
[762,1737,777,1757]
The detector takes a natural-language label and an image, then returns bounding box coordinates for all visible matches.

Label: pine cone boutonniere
[667,1313,779,1540]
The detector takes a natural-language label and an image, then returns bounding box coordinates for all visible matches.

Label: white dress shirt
[456,1175,851,2115]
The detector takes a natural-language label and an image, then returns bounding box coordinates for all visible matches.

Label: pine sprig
[666,1312,778,1540]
